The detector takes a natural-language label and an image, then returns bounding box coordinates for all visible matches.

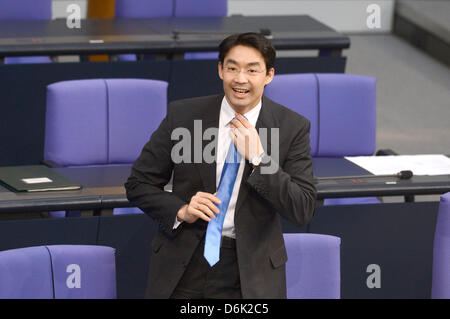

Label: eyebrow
[224,59,262,67]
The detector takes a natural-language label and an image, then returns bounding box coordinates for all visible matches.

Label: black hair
[218,32,276,73]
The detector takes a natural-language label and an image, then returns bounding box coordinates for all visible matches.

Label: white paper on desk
[344,154,450,176]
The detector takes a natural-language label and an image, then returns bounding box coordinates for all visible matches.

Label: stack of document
[345,154,450,176]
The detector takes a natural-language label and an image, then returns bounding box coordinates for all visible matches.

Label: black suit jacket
[125,94,316,298]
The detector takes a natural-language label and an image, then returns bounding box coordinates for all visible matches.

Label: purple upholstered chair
[0,246,53,299]
[431,192,450,299]
[45,78,168,215]
[47,245,116,299]
[0,245,116,299]
[174,0,227,17]
[284,233,341,299]
[0,0,52,64]
[265,73,380,206]
[115,0,173,18]
[0,0,51,19]
[4,56,52,64]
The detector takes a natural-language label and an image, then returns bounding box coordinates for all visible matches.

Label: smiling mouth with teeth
[233,88,250,93]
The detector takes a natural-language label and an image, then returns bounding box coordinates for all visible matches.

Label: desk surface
[0,165,130,213]
[1,159,449,213]
[313,157,450,198]
[0,15,350,56]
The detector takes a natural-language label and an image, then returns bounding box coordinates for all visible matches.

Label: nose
[234,70,249,83]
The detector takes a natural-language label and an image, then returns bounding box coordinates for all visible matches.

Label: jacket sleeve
[245,119,317,227]
[124,111,186,237]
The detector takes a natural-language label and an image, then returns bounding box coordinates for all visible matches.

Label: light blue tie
[204,139,241,267]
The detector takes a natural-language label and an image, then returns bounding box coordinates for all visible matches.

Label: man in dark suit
[125,32,316,299]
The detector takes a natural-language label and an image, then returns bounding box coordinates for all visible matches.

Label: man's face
[218,45,274,112]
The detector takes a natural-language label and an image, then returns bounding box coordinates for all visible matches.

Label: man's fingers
[233,113,251,128]
[197,197,220,214]
[189,207,211,222]
[231,126,251,139]
[230,118,244,129]
[195,202,217,218]
[197,192,221,205]
[191,192,222,221]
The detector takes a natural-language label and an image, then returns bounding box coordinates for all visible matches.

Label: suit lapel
[195,96,222,194]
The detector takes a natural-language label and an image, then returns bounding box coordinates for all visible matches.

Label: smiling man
[125,32,316,299]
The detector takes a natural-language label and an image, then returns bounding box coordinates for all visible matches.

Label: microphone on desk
[317,170,414,181]
[393,170,414,179]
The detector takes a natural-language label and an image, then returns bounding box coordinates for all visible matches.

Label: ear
[218,62,224,80]
[264,67,275,85]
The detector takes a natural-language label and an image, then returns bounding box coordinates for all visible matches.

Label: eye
[227,67,237,72]
[248,69,258,73]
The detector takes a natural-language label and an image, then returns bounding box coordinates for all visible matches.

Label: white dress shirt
[174,97,262,239]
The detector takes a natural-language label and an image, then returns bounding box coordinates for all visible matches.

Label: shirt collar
[220,97,262,128]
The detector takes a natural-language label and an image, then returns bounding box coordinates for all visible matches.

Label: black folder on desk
[0,165,81,192]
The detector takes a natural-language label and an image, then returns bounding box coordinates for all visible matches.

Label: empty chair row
[0,234,341,299]
[0,0,226,20]
[115,0,227,18]
[44,74,376,166]
[0,0,226,64]
[2,191,447,299]
[0,245,116,299]
[1,190,448,299]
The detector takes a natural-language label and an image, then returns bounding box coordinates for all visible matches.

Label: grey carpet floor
[345,34,450,155]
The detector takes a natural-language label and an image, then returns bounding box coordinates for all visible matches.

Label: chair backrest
[0,246,54,299]
[174,0,227,17]
[4,56,53,64]
[115,0,173,18]
[47,245,116,299]
[44,78,168,167]
[115,0,227,18]
[0,0,52,20]
[0,245,116,299]
[431,192,450,299]
[264,73,376,157]
[284,233,341,299]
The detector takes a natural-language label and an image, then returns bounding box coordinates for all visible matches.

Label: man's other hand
[177,192,221,223]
